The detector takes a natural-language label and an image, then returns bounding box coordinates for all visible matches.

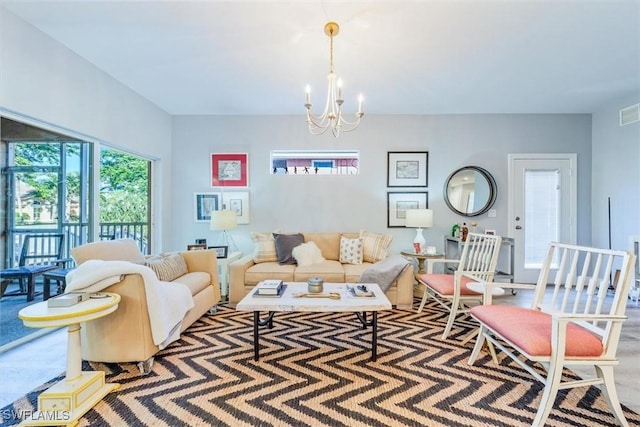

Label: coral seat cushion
[418,274,479,296]
[470,305,603,357]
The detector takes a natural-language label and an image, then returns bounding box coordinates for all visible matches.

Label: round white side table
[18,292,121,426]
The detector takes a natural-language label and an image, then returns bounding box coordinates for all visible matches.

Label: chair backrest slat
[19,233,65,267]
[533,242,635,341]
[456,233,502,281]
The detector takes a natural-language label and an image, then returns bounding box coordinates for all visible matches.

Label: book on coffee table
[256,280,284,295]
[253,283,287,298]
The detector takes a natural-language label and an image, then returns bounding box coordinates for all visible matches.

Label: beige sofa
[229,232,414,309]
[70,239,220,374]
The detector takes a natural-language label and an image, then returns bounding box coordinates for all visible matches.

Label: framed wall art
[387,191,428,228]
[187,244,207,251]
[208,245,229,259]
[222,191,250,224]
[211,153,248,187]
[194,192,221,222]
[387,151,428,187]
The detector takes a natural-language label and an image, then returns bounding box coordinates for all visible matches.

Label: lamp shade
[405,209,433,228]
[209,210,237,231]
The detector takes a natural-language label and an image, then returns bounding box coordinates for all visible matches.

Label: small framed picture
[209,245,228,259]
[387,152,428,187]
[211,153,249,187]
[195,238,207,245]
[194,193,221,222]
[187,244,207,251]
[485,229,496,235]
[387,191,429,228]
[222,191,250,224]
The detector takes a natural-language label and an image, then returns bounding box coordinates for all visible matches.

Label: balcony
[1,223,148,349]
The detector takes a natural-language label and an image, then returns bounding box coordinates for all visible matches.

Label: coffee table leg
[253,311,276,361]
[355,311,379,362]
[253,311,259,361]
[372,311,378,362]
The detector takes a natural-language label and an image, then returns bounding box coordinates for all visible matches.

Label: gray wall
[0,8,174,249]
[1,7,606,257]
[172,114,592,254]
[591,95,640,252]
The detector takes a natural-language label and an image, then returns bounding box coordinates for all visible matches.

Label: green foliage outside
[99,148,148,223]
[13,143,148,225]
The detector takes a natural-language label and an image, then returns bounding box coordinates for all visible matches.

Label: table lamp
[405,209,433,254]
[209,210,238,252]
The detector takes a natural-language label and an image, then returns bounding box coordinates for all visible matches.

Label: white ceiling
[3,1,639,116]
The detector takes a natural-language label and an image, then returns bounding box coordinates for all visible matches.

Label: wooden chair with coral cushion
[416,232,502,339]
[468,242,636,426]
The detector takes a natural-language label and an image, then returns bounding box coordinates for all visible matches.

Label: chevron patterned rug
[3,299,639,427]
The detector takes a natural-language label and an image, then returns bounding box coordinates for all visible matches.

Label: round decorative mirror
[444,166,497,217]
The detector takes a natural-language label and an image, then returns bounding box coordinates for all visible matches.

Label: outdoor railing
[5,222,149,268]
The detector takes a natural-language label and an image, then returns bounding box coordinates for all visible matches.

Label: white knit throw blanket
[66,260,195,349]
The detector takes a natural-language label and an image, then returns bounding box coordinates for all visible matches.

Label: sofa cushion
[71,238,145,265]
[172,272,211,295]
[302,233,342,261]
[250,232,278,263]
[245,262,296,285]
[340,236,364,264]
[273,233,305,265]
[359,230,393,263]
[294,260,346,282]
[343,263,372,283]
[146,253,188,282]
[292,242,326,266]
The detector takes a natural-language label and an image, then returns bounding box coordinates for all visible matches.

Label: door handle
[515,225,522,230]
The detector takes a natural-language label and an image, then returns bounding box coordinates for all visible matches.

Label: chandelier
[304,22,364,138]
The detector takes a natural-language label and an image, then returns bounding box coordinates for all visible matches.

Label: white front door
[508,154,577,283]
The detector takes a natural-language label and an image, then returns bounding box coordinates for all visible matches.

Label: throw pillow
[359,230,393,263]
[146,253,188,282]
[250,232,278,263]
[292,241,326,267]
[339,236,363,265]
[273,233,305,265]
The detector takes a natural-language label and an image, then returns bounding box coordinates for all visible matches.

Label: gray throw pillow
[273,233,305,265]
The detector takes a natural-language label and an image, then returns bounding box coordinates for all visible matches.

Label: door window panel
[524,169,560,269]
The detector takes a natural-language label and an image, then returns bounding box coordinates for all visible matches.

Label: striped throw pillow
[146,253,188,282]
[250,232,278,263]
[359,230,393,263]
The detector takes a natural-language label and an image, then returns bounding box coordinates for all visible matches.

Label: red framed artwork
[211,153,248,187]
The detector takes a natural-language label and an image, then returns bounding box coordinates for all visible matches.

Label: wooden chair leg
[468,326,487,365]
[532,362,564,427]
[27,274,35,302]
[595,365,630,427]
[417,284,430,313]
[441,304,458,339]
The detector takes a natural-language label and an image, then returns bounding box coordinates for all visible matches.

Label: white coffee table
[236,282,391,361]
[18,292,121,426]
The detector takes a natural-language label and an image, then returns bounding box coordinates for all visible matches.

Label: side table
[18,292,121,426]
[400,250,445,298]
[217,251,243,302]
[400,250,445,275]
